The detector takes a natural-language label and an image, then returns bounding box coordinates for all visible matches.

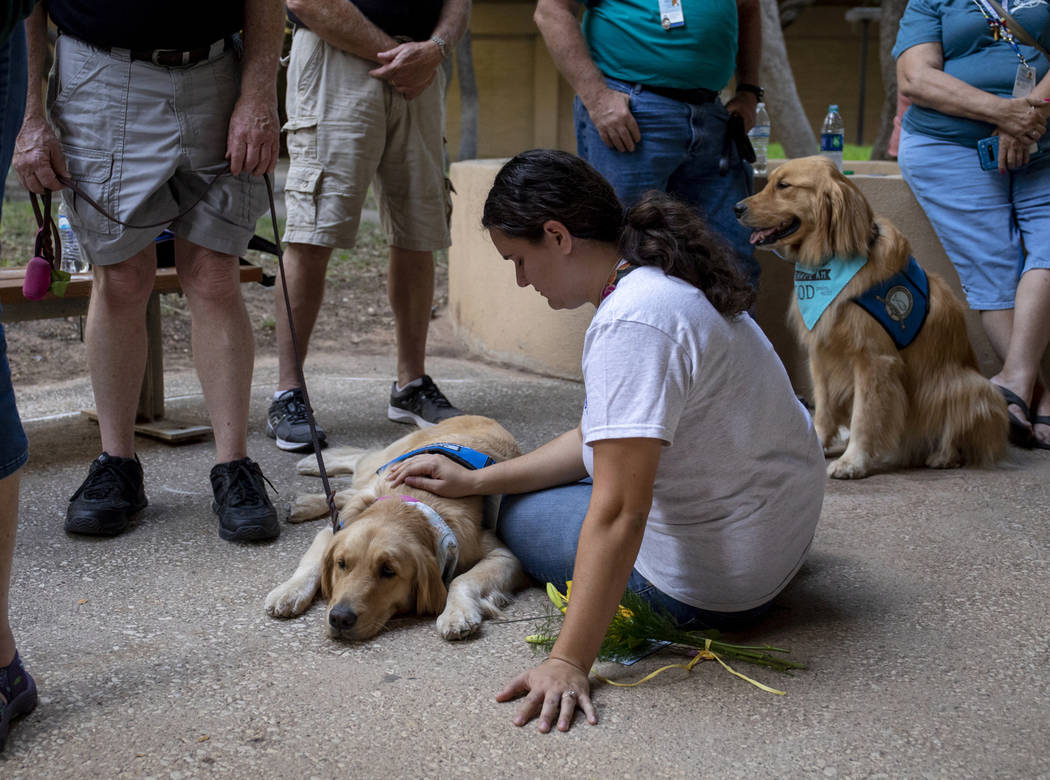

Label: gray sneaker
[387,375,464,427]
[266,388,327,452]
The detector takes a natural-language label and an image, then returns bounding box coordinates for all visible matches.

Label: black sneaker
[0,651,37,753]
[210,457,280,542]
[267,388,328,452]
[387,374,464,427]
[65,453,148,536]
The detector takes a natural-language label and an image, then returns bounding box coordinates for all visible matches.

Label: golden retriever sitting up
[735,156,1007,479]
[265,415,528,640]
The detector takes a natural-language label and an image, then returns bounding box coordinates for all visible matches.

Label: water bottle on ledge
[57,201,88,273]
[820,104,845,171]
[748,101,770,176]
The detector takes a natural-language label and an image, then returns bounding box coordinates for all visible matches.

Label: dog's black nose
[733,201,748,219]
[328,604,358,631]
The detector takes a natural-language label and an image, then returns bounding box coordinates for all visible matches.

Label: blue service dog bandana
[794,256,868,330]
[851,257,929,349]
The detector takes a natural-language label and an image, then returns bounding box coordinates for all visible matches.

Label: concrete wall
[448,158,1029,395]
[444,1,888,159]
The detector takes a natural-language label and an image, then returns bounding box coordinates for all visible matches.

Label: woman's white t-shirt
[580,266,825,612]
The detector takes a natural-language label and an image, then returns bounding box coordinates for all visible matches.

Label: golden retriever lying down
[264,415,528,640]
[735,155,1007,479]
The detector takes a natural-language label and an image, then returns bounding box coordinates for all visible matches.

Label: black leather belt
[128,36,234,67]
[642,84,719,105]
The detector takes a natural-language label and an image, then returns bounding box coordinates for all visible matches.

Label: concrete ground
[3,352,1049,778]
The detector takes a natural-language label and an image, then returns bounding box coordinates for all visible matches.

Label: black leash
[263,173,340,533]
[49,168,341,532]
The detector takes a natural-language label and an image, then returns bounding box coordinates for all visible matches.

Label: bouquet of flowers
[526,582,804,695]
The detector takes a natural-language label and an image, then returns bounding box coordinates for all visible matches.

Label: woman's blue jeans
[495,480,770,631]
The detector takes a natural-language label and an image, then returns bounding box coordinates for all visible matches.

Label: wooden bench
[0,264,263,442]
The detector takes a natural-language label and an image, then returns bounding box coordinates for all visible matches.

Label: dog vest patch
[375,443,495,475]
[852,257,929,349]
[794,256,868,330]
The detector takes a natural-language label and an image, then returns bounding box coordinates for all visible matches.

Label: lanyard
[972,0,1034,70]
[600,258,638,302]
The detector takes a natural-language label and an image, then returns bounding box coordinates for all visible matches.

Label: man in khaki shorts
[14,0,285,542]
[267,0,470,452]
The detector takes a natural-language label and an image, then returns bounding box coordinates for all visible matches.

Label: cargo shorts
[282,28,451,252]
[46,34,268,266]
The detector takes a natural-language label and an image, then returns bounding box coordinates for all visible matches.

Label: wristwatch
[430,34,448,59]
[736,83,764,101]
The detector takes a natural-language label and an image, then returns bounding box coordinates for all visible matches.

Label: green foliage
[0,200,38,268]
[529,586,805,675]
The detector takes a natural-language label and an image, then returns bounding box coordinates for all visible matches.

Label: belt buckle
[150,49,192,66]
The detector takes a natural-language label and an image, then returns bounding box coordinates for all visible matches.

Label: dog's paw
[479,591,510,618]
[297,446,367,476]
[287,494,332,523]
[925,450,962,469]
[821,426,850,457]
[436,599,483,640]
[827,453,872,479]
[264,577,317,617]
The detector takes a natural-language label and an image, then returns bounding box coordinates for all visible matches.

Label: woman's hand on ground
[996,95,1048,140]
[496,657,597,732]
[383,454,475,497]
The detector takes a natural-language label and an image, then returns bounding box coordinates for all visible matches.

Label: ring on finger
[562,689,577,699]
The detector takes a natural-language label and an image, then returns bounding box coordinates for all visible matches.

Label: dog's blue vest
[375,443,495,475]
[852,257,929,350]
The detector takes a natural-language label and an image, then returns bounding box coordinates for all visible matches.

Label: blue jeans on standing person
[496,480,771,632]
[1,21,30,478]
[1,21,28,228]
[574,77,759,288]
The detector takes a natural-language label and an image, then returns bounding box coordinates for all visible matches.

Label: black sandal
[1030,414,1050,451]
[993,384,1034,449]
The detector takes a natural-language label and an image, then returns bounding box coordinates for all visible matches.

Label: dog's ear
[320,541,336,601]
[821,172,874,257]
[413,547,448,616]
[337,491,376,527]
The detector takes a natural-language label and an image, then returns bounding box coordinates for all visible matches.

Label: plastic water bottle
[748,102,771,176]
[57,201,87,273]
[820,104,845,171]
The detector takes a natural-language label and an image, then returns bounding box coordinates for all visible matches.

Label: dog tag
[657,0,685,29]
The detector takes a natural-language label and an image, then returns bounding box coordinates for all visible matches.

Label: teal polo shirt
[580,0,739,91]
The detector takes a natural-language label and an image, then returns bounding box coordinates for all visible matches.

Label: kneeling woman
[386,150,825,732]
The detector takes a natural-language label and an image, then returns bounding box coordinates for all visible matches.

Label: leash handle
[29,190,61,267]
[265,173,340,532]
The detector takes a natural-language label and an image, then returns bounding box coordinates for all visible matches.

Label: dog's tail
[913,371,1009,467]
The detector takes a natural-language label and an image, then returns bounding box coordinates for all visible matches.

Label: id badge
[1013,63,1036,98]
[658,0,685,30]
[1013,64,1039,152]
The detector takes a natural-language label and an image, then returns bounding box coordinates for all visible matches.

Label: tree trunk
[871,0,908,160]
[759,0,817,157]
